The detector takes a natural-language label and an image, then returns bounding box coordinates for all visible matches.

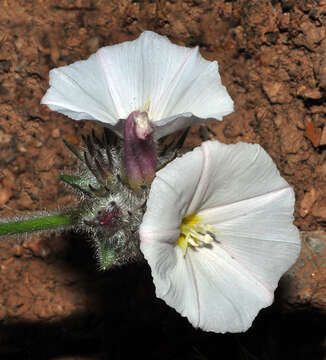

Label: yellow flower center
[177,213,217,255]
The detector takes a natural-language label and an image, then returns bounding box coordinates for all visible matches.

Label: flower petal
[42,31,233,137]
[152,113,225,140]
[186,244,274,332]
[148,44,234,137]
[140,145,203,234]
[41,53,119,125]
[198,186,300,291]
[140,240,273,333]
[187,140,291,214]
[140,242,203,327]
[98,31,233,123]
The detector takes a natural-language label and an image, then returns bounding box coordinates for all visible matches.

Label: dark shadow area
[0,296,325,360]
[0,230,325,360]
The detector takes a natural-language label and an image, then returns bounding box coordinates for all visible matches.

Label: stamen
[177,214,218,256]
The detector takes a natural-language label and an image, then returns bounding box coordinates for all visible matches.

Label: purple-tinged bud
[133,111,153,140]
[123,111,156,189]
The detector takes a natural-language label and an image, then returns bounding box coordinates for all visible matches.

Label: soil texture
[0,0,325,359]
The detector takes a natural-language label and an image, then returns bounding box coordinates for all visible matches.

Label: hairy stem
[0,213,77,237]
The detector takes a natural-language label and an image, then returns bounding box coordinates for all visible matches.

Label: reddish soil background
[0,0,325,359]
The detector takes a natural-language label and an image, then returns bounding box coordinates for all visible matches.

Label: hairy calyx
[61,124,189,269]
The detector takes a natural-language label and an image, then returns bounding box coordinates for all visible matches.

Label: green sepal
[60,174,108,198]
[60,174,94,197]
[60,174,86,187]
[63,139,84,161]
[98,238,116,270]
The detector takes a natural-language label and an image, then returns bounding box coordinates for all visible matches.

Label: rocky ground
[0,0,325,359]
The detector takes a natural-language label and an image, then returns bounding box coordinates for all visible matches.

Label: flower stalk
[0,213,77,237]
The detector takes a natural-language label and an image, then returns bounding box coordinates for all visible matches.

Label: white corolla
[140,140,300,333]
[41,31,233,139]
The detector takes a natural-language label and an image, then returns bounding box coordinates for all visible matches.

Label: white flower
[41,31,233,139]
[139,140,300,333]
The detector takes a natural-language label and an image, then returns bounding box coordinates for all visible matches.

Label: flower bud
[123,111,156,189]
[133,111,154,139]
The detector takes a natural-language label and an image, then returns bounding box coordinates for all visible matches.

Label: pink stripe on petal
[155,47,195,115]
[187,141,211,214]
[216,243,275,300]
[140,230,180,245]
[96,49,121,117]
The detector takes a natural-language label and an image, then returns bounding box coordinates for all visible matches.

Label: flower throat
[177,214,217,255]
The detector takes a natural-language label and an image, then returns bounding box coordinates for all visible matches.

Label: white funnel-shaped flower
[41,31,233,139]
[140,140,301,333]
